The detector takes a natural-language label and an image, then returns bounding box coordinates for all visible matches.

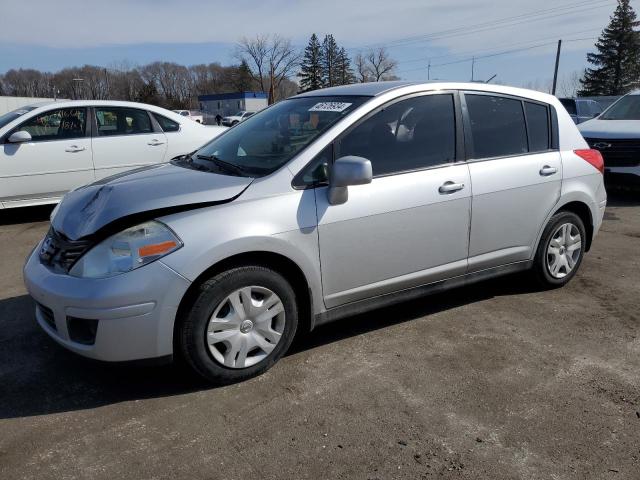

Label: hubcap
[546,223,582,279]
[206,286,285,369]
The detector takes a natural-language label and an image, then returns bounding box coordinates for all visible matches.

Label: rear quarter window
[524,102,550,152]
[153,113,180,132]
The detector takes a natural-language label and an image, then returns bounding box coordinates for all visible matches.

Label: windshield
[190,96,368,177]
[234,111,245,116]
[0,106,37,130]
[560,99,576,115]
[601,95,640,120]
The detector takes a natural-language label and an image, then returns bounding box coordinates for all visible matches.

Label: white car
[172,110,204,123]
[0,100,226,209]
[222,111,255,126]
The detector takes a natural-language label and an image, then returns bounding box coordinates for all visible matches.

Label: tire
[178,266,298,384]
[532,211,586,288]
[231,121,239,126]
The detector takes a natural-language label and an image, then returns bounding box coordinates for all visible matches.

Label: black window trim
[3,107,90,144]
[460,90,559,163]
[91,106,162,138]
[292,90,465,189]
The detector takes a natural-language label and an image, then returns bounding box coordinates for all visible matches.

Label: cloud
[1,0,614,52]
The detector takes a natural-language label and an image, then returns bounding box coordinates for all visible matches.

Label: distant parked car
[222,111,255,126]
[0,100,226,208]
[172,110,204,123]
[559,98,603,124]
[579,91,640,187]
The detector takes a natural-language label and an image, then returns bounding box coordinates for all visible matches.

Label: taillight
[574,149,604,174]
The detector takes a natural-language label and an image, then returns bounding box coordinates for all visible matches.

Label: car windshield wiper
[195,154,249,177]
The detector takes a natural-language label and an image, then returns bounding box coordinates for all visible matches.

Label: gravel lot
[1,191,639,479]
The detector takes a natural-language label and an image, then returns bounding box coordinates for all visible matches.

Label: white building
[0,96,67,115]
[198,92,268,119]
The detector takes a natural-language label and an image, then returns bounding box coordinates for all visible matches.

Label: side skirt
[313,260,532,328]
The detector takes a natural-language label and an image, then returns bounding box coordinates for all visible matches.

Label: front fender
[157,189,324,313]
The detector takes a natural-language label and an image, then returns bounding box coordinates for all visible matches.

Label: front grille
[584,138,640,168]
[39,228,92,272]
[36,303,56,331]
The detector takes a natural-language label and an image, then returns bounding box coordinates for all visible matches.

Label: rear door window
[465,94,528,159]
[95,107,153,136]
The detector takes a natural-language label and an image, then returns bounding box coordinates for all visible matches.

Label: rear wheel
[533,211,586,288]
[179,266,298,384]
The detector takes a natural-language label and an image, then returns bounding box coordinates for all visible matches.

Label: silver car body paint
[52,163,252,240]
[23,81,606,362]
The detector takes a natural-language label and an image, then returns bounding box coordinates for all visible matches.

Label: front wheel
[178,266,298,384]
[532,211,586,288]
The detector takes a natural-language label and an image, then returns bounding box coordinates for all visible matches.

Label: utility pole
[552,39,562,96]
[427,59,431,80]
[471,57,475,82]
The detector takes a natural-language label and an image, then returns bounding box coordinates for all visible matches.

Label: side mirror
[327,155,372,205]
[7,130,32,144]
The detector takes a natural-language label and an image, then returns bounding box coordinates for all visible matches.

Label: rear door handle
[539,165,557,176]
[438,181,465,194]
[147,139,165,146]
[65,145,86,153]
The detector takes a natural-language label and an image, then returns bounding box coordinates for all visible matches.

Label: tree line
[0,34,398,109]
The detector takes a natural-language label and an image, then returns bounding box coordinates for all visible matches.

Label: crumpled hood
[52,163,253,240]
[579,119,640,139]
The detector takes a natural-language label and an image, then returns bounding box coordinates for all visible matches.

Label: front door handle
[65,145,86,153]
[539,165,558,176]
[438,181,465,194]
[147,139,165,146]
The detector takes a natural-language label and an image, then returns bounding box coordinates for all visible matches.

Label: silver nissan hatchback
[24,81,607,384]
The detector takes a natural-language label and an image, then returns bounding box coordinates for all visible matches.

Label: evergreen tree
[233,59,254,92]
[298,34,324,92]
[336,47,355,85]
[322,34,341,87]
[579,0,640,95]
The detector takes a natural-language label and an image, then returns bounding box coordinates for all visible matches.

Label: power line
[348,0,612,51]
[396,36,598,75]
[394,28,600,66]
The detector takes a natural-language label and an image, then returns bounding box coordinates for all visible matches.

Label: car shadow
[0,204,54,226]
[605,186,640,207]
[0,273,540,419]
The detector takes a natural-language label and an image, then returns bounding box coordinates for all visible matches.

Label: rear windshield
[559,99,577,115]
[601,95,640,120]
[0,106,37,130]
[190,96,369,177]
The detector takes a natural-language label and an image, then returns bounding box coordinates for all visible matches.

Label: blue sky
[0,0,629,94]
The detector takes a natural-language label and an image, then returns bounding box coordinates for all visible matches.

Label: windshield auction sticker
[309,102,352,112]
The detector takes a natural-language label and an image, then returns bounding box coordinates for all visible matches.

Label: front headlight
[69,221,182,278]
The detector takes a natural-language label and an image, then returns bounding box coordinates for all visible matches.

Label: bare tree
[557,71,582,97]
[354,53,371,83]
[236,34,300,103]
[365,47,397,82]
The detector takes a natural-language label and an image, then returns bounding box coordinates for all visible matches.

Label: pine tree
[336,47,355,85]
[578,0,640,95]
[322,34,341,87]
[233,59,254,92]
[298,34,324,92]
